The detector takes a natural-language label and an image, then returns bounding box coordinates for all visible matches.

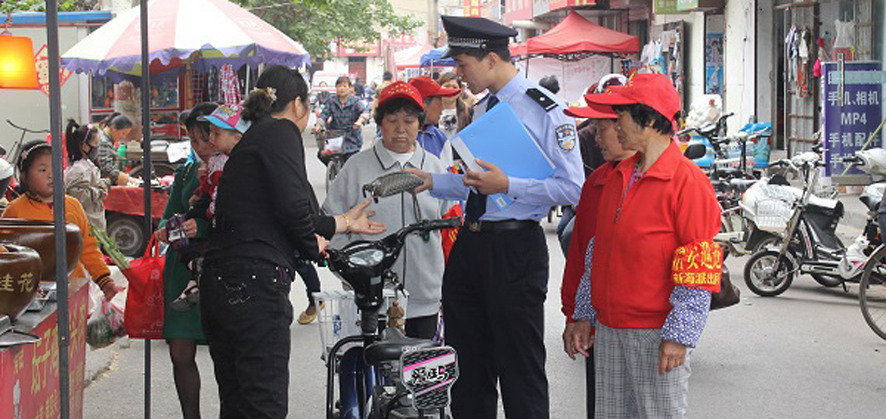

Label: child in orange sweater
[3,140,118,300]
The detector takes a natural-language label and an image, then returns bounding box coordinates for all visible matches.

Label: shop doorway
[348,57,367,84]
[773,0,874,155]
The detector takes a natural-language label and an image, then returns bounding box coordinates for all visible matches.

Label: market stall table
[0,276,89,419]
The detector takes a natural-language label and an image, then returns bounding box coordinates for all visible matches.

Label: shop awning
[61,0,311,76]
[510,11,640,57]
[395,44,433,70]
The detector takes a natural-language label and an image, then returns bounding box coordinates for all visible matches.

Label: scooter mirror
[684,143,707,160]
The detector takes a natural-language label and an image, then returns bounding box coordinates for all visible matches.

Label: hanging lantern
[0,32,39,89]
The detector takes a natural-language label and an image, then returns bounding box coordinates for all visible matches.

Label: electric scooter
[743,146,886,296]
[322,172,460,419]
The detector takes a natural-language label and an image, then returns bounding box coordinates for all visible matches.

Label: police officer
[407,16,584,419]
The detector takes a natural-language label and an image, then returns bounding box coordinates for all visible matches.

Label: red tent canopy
[510,11,640,57]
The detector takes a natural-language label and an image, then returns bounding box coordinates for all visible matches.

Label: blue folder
[450,101,555,209]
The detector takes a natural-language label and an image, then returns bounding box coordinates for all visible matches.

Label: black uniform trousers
[200,258,294,419]
[443,225,550,419]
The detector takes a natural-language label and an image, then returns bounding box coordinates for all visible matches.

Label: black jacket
[206,116,334,269]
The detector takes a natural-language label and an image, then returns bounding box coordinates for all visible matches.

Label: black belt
[465,220,539,233]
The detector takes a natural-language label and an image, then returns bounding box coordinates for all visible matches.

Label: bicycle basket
[313,289,408,361]
[755,198,794,232]
[317,129,348,153]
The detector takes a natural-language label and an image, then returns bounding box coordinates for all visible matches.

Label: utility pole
[429,0,440,46]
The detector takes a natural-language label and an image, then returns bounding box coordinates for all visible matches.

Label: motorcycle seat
[363,327,438,365]
[729,179,757,192]
[711,179,729,192]
[860,194,880,212]
[718,168,742,179]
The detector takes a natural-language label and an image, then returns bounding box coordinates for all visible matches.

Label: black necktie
[465,95,499,222]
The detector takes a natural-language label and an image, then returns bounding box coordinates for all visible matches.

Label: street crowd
[19,15,723,419]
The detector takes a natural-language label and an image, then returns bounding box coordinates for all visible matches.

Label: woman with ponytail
[64,119,109,230]
[96,112,136,186]
[202,65,384,418]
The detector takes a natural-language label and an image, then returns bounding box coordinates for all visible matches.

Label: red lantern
[0,32,39,89]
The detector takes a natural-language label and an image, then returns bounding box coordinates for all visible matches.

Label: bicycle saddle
[363,327,438,365]
[362,172,424,202]
[729,179,757,192]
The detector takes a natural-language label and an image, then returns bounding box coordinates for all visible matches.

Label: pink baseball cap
[199,104,251,134]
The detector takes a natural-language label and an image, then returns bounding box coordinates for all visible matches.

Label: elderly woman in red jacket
[580,74,722,418]
[559,75,633,419]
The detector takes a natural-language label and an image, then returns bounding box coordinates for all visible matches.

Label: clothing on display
[219,64,241,105]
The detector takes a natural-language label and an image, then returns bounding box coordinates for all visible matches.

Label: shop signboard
[503,0,532,25]
[464,0,482,17]
[822,61,884,178]
[704,33,724,95]
[677,0,724,11]
[337,39,381,57]
[549,0,596,11]
[653,0,687,14]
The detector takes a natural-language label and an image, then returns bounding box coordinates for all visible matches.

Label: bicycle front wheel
[860,245,886,341]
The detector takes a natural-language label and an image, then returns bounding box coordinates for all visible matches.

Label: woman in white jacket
[323,81,453,339]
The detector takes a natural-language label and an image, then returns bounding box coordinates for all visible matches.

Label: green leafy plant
[235,0,423,59]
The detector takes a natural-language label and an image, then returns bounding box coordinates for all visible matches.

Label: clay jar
[0,244,43,320]
[0,219,82,282]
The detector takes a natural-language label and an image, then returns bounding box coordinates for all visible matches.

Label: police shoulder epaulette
[526,88,557,112]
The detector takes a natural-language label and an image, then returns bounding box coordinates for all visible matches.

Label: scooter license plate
[400,346,459,410]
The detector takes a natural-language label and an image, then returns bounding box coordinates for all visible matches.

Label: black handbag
[710,264,740,310]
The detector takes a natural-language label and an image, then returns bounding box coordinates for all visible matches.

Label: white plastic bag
[86,296,127,349]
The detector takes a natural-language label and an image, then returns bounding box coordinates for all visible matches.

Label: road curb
[84,337,129,387]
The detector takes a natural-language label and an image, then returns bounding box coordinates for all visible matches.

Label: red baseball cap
[564,102,617,119]
[409,76,460,99]
[378,81,425,111]
[584,73,682,129]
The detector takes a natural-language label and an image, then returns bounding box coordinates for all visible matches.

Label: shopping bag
[87,296,126,349]
[122,235,165,339]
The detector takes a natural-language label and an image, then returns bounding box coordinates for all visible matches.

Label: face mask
[86,144,99,161]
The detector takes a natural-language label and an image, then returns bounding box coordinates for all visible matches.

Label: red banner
[34,44,73,98]
[0,283,89,419]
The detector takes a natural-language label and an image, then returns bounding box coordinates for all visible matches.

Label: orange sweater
[2,194,113,289]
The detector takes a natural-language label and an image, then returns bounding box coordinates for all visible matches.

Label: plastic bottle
[332,314,342,338]
[117,142,127,170]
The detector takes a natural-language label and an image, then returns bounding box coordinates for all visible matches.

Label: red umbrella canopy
[511,11,640,57]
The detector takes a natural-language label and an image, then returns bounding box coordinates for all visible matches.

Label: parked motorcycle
[743,146,886,296]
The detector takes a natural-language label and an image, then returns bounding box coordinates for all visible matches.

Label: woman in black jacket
[201,65,383,419]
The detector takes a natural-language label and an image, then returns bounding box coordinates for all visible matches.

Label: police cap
[441,15,517,58]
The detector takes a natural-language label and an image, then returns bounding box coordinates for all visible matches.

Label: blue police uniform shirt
[416,124,449,158]
[430,72,583,221]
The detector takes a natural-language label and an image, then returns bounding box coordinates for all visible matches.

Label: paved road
[84,128,886,418]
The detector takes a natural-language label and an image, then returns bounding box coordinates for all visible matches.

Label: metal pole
[139,0,153,417]
[45,0,70,417]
